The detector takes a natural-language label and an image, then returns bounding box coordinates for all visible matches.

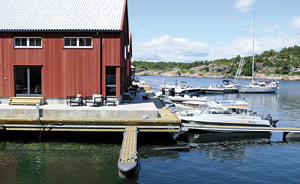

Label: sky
[128,0,300,62]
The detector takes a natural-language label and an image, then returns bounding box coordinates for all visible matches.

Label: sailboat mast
[252,11,255,83]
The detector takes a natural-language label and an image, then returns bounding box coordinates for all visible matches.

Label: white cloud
[140,30,152,34]
[133,35,209,62]
[234,0,256,13]
[289,16,300,34]
[218,40,225,44]
[132,34,300,62]
[263,24,281,33]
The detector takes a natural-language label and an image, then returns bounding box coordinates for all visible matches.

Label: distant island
[133,45,300,81]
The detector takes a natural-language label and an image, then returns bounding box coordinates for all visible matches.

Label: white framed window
[14,37,42,48]
[63,37,92,48]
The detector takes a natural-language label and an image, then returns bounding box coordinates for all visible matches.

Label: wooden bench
[9,97,45,105]
[122,93,133,103]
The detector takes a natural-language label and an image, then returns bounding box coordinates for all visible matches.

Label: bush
[189,70,195,74]
[181,69,188,74]
[200,67,209,72]
[275,68,280,74]
[274,60,285,67]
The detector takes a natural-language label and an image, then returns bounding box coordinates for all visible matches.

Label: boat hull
[180,119,271,127]
[223,88,239,93]
[238,86,278,93]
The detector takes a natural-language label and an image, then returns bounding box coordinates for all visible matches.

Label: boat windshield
[202,106,248,115]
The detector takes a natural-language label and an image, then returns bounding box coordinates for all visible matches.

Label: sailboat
[238,11,279,93]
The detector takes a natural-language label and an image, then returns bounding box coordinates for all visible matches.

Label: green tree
[275,68,280,74]
[280,61,290,74]
[242,61,253,76]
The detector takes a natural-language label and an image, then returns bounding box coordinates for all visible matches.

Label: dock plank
[120,126,137,163]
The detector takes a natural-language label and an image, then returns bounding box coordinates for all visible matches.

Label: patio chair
[85,94,103,106]
[67,94,83,106]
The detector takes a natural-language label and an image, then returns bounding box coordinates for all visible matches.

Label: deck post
[36,102,40,117]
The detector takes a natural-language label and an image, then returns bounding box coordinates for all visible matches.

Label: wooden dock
[118,126,138,178]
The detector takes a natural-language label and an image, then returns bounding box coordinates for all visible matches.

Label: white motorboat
[176,101,278,127]
[160,81,203,96]
[203,84,224,94]
[215,80,239,93]
[238,11,279,93]
[166,94,209,105]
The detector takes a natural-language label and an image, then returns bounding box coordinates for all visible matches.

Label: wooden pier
[118,126,138,178]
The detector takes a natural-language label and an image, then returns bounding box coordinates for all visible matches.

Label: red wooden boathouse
[0,0,132,104]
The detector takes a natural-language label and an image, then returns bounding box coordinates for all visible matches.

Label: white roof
[0,0,125,32]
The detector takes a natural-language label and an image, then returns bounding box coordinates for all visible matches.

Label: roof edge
[0,29,122,33]
[120,0,127,31]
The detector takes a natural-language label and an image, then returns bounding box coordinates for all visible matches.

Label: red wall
[0,32,101,98]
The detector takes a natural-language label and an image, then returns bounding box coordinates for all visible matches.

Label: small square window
[65,38,70,46]
[29,38,36,46]
[71,38,77,46]
[15,38,21,46]
[36,38,42,46]
[21,38,27,46]
[79,38,85,46]
[86,38,92,46]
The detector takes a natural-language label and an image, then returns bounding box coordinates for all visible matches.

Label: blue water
[1,76,300,184]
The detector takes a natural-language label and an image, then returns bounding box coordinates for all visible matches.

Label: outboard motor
[170,88,175,96]
[262,114,273,126]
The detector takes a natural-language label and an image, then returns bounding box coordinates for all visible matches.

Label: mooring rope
[121,151,139,161]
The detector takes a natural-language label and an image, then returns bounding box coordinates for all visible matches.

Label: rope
[122,152,138,161]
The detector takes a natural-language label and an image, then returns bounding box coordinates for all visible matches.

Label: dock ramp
[118,126,138,178]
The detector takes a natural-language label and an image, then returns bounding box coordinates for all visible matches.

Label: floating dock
[118,126,138,178]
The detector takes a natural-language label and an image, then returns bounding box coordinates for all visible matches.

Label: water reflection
[0,132,125,184]
[182,130,271,143]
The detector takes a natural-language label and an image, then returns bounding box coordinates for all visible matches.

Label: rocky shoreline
[135,68,300,81]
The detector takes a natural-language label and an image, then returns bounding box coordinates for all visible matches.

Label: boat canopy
[222,80,233,85]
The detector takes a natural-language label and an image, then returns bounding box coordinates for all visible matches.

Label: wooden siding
[0,32,101,98]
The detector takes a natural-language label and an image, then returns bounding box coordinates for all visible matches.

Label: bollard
[36,102,40,117]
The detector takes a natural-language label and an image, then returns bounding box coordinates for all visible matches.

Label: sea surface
[1,76,300,184]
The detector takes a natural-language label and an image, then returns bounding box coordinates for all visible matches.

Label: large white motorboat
[238,11,279,93]
[176,101,278,127]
